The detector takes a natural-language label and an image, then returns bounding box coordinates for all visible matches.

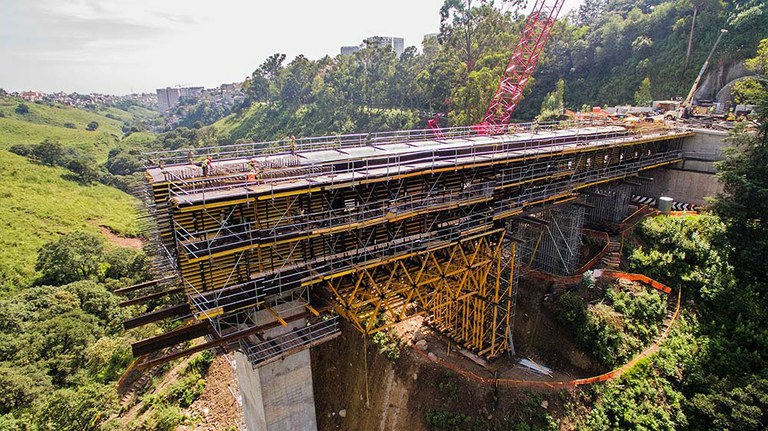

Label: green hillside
[196,0,767,144]
[0,96,123,131]
[0,97,152,290]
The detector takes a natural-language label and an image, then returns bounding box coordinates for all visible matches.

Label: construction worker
[289,135,297,156]
[247,168,257,182]
[202,155,213,176]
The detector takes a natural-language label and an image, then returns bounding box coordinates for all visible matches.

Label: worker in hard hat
[289,135,297,156]
[202,155,213,176]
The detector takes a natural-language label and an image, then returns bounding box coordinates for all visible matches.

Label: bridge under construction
[125,121,690,370]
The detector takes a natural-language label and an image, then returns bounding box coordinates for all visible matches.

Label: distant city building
[340,36,405,57]
[364,36,405,57]
[340,45,361,56]
[157,87,180,111]
[19,91,44,102]
[422,33,440,57]
[179,86,204,99]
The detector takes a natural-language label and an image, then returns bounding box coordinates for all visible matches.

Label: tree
[35,232,106,285]
[0,366,52,414]
[537,78,565,122]
[35,383,116,431]
[85,121,99,131]
[66,156,102,184]
[15,104,29,115]
[634,77,653,106]
[24,310,104,383]
[31,138,65,167]
[711,40,768,285]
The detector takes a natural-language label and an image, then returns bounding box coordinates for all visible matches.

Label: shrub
[371,331,401,360]
[31,138,65,167]
[8,144,32,157]
[163,373,205,408]
[144,405,184,431]
[63,122,76,129]
[35,232,106,285]
[86,121,99,131]
[15,104,29,115]
[425,410,472,430]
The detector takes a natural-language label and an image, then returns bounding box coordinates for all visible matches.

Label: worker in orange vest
[202,155,213,176]
[247,168,257,182]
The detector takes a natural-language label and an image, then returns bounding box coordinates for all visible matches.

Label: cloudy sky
[0,0,583,95]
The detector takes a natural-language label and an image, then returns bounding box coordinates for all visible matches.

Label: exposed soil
[100,225,144,249]
[513,273,604,375]
[179,355,243,431]
[312,319,578,431]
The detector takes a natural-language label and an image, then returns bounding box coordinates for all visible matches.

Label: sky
[0,0,583,95]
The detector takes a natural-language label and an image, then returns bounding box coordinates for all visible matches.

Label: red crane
[476,0,565,134]
[429,0,565,137]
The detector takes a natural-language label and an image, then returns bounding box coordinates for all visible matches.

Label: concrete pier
[235,349,318,431]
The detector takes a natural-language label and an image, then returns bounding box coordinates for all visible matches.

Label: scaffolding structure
[516,205,586,276]
[126,121,691,367]
[583,183,636,225]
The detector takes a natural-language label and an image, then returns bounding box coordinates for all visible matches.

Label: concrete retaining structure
[641,128,727,206]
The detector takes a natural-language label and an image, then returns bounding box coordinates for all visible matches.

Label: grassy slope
[0,97,152,287]
[210,102,265,140]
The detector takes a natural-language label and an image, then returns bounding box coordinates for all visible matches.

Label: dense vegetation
[557,280,667,368]
[567,39,768,429]
[159,0,768,148]
[0,232,146,430]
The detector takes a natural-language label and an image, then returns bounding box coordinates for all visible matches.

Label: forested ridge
[169,0,768,146]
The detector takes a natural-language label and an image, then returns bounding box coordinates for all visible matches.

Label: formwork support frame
[324,230,516,359]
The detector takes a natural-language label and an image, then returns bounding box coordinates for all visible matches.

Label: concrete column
[235,346,318,431]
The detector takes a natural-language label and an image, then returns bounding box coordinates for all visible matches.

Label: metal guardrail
[240,316,340,367]
[162,127,641,203]
[142,119,619,168]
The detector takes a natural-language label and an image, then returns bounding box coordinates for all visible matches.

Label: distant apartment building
[19,91,44,102]
[340,36,405,57]
[157,87,180,111]
[364,36,405,57]
[179,86,204,99]
[340,45,361,56]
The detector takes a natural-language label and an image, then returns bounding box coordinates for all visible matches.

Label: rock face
[695,61,756,104]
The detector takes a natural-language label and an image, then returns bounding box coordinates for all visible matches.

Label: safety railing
[164,126,641,203]
[143,119,620,168]
[186,211,495,316]
[175,182,496,259]
[240,315,340,367]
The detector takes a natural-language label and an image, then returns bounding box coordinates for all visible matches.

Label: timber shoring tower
[126,121,691,368]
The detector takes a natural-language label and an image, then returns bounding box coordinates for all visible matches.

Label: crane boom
[683,28,728,109]
[476,0,565,134]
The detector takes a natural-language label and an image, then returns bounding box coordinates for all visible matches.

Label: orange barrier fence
[574,229,610,275]
[412,273,681,389]
[602,270,672,294]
